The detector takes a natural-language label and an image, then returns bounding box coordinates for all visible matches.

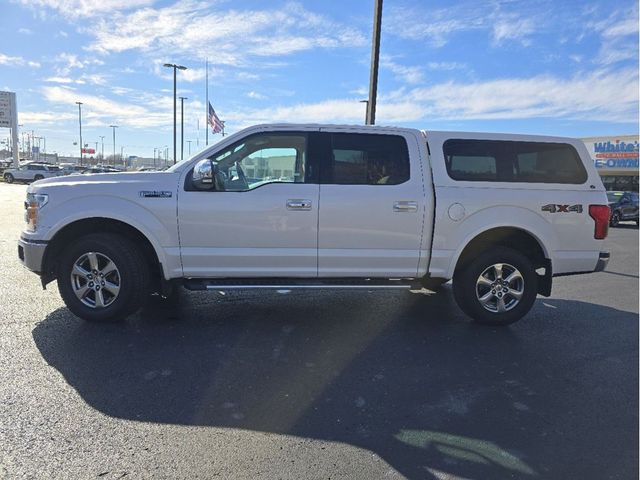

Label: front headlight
[25,193,48,231]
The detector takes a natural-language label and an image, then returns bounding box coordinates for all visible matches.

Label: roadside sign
[0,91,14,128]
[81,147,96,154]
[0,91,19,167]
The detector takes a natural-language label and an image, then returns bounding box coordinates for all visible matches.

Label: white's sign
[0,91,16,128]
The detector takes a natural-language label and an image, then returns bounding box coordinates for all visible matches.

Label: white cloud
[19,111,76,124]
[16,0,154,18]
[380,56,424,85]
[0,52,40,68]
[385,5,483,47]
[427,62,467,71]
[247,91,266,100]
[386,3,537,48]
[42,85,173,129]
[84,1,367,65]
[45,76,75,84]
[223,68,638,129]
[18,27,33,34]
[492,15,536,46]
[587,5,639,65]
[387,68,638,123]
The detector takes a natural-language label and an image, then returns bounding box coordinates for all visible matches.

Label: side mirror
[192,159,218,191]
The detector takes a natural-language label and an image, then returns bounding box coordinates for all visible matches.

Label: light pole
[179,96,187,161]
[99,135,105,160]
[163,63,187,165]
[75,101,83,165]
[366,0,383,125]
[17,124,23,161]
[186,140,192,156]
[153,147,157,168]
[109,125,118,166]
[359,100,369,125]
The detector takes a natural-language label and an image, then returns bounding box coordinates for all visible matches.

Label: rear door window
[444,139,588,184]
[328,133,410,185]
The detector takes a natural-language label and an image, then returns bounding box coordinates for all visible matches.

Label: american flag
[208,102,224,134]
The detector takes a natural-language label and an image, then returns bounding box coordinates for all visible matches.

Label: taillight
[589,205,610,239]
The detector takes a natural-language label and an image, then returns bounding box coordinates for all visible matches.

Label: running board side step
[183,277,422,291]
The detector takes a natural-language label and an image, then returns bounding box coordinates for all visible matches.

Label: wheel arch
[453,226,552,296]
[41,217,164,290]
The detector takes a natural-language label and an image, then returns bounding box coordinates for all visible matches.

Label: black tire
[453,247,538,326]
[4,173,14,183]
[57,233,150,322]
[33,174,44,182]
[610,212,620,227]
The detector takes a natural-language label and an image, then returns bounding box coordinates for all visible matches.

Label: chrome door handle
[393,201,418,213]
[286,199,312,210]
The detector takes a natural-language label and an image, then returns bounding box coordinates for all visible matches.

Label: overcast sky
[1,0,638,158]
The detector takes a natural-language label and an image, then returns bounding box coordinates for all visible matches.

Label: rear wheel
[33,174,44,181]
[453,247,538,326]
[4,173,14,183]
[57,233,149,322]
[610,212,620,227]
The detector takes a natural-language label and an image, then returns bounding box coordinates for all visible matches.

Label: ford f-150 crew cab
[18,124,611,325]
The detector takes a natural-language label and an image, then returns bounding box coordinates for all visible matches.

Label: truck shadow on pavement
[33,289,638,480]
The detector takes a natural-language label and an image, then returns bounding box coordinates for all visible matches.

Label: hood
[29,171,176,190]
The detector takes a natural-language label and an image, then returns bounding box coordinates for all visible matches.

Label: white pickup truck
[18,124,610,325]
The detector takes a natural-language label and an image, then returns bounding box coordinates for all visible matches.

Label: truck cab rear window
[443,139,588,184]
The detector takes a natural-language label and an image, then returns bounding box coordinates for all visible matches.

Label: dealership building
[581,135,639,192]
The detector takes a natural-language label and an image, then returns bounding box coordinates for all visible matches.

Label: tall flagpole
[205,58,209,146]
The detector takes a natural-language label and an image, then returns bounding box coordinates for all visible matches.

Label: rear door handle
[286,199,312,211]
[393,201,418,213]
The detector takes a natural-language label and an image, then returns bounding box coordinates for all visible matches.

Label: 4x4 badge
[541,204,583,213]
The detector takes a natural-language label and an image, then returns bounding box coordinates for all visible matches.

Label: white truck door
[178,131,319,278]
[317,129,428,278]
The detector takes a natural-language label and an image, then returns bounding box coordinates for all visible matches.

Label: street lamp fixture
[163,63,188,165]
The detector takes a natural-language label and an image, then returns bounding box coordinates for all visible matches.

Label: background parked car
[82,166,121,174]
[607,191,639,226]
[3,163,63,183]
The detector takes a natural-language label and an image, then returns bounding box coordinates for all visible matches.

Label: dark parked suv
[607,191,639,227]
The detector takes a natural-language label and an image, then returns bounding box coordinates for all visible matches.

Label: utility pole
[109,125,118,166]
[366,0,383,125]
[75,101,83,165]
[163,63,187,165]
[179,96,188,161]
[121,146,125,167]
[99,135,105,160]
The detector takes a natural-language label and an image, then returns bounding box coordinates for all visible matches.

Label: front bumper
[18,237,47,273]
[594,251,610,272]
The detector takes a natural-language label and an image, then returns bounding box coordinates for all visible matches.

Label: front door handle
[393,201,418,213]
[287,199,312,211]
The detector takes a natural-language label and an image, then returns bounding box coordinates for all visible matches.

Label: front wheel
[453,247,538,326]
[4,173,14,183]
[57,233,150,322]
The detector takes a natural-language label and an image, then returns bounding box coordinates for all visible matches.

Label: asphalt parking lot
[0,182,637,480]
